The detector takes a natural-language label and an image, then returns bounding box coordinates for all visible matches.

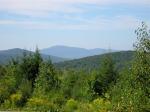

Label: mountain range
[0,48,67,64]
[40,45,116,59]
[55,51,134,71]
[0,46,118,65]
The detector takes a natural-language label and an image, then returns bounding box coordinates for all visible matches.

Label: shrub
[10,92,22,107]
[26,97,58,112]
[92,98,111,112]
[64,99,78,112]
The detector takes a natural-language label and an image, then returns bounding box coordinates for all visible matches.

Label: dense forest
[0,23,149,112]
[55,51,134,71]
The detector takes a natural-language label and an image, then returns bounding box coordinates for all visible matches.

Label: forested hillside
[55,51,134,71]
[0,48,68,64]
[0,23,149,112]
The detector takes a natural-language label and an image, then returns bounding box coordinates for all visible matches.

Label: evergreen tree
[0,63,17,104]
[19,48,42,87]
[34,60,60,96]
[0,65,5,78]
[93,54,117,96]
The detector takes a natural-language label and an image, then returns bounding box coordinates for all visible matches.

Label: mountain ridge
[0,48,68,64]
[41,45,117,59]
[55,51,134,71]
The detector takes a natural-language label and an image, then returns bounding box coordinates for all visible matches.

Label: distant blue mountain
[41,45,116,59]
[0,48,68,64]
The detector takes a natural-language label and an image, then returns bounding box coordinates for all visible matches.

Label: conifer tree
[93,54,117,96]
[34,60,60,96]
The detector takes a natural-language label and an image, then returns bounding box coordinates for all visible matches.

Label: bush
[63,98,111,112]
[26,97,58,112]
[77,103,94,112]
[64,99,78,112]
[92,98,111,112]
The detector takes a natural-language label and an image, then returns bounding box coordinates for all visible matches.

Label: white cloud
[0,0,83,16]
[0,0,149,30]
[0,0,149,16]
[0,15,144,31]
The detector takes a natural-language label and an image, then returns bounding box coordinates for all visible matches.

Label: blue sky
[0,0,150,50]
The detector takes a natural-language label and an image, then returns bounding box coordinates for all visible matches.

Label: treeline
[0,23,149,112]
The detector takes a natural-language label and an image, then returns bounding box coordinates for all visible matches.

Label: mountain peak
[45,45,87,50]
[41,45,116,59]
[0,48,68,64]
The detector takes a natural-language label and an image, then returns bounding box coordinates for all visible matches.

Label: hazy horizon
[0,44,130,52]
[0,0,150,51]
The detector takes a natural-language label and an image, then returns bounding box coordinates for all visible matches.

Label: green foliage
[0,65,5,78]
[92,54,117,97]
[92,98,111,112]
[64,99,78,112]
[62,70,79,99]
[110,69,140,111]
[18,49,42,87]
[0,48,43,110]
[34,60,60,96]
[26,97,58,112]
[131,22,150,111]
[133,22,150,94]
[63,98,111,112]
[10,92,22,107]
[111,22,150,112]
[55,51,134,71]
[16,80,32,107]
[25,60,62,111]
[0,64,17,104]
[2,80,32,108]
[61,70,92,101]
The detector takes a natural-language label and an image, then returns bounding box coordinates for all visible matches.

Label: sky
[0,0,150,51]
